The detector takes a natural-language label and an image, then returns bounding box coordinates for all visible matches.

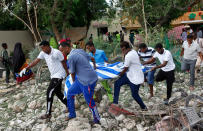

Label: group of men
[19,30,202,125]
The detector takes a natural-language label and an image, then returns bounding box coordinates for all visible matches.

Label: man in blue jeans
[138,43,156,98]
[113,41,147,110]
[59,42,100,125]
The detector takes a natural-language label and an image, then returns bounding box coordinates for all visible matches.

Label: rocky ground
[0,71,203,131]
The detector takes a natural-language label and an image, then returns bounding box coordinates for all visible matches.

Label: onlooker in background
[1,43,10,83]
[197,27,203,38]
[129,31,135,45]
[116,31,120,42]
[180,34,203,90]
[194,32,203,77]
[181,28,187,42]
[12,43,26,79]
[120,30,124,42]
[113,41,147,110]
[144,43,175,105]
[89,34,93,41]
[138,43,156,98]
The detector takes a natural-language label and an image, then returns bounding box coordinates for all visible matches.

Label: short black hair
[60,42,71,47]
[2,43,7,47]
[39,41,50,46]
[139,43,147,49]
[187,33,193,39]
[120,41,131,49]
[155,43,163,49]
[85,41,94,47]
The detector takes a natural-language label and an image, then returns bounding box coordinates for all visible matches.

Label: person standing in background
[1,43,10,83]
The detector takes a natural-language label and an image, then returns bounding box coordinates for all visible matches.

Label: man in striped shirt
[138,43,156,98]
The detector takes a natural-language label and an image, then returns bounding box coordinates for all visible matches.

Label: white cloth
[37,48,66,79]
[124,50,144,85]
[182,41,201,60]
[153,49,175,72]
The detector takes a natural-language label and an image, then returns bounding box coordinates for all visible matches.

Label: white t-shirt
[37,48,66,79]
[124,50,144,85]
[153,49,175,72]
[182,40,201,60]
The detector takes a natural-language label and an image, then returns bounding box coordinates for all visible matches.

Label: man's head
[120,41,131,55]
[139,43,147,53]
[187,34,193,44]
[39,41,51,54]
[155,43,164,54]
[86,41,95,53]
[59,42,71,55]
[2,43,7,49]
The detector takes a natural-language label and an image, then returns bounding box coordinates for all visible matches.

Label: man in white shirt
[144,43,175,105]
[21,41,69,120]
[180,34,203,90]
[113,41,147,110]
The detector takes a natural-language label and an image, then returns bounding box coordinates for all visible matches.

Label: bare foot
[148,95,153,99]
[189,86,194,91]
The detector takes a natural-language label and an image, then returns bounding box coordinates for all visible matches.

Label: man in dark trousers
[1,43,10,83]
[20,41,69,119]
[144,43,175,105]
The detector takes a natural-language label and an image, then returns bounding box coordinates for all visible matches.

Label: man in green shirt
[1,43,10,83]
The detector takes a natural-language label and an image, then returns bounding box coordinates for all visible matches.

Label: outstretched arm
[143,57,156,65]
[27,58,41,70]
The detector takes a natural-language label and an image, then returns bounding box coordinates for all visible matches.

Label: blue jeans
[113,74,147,109]
[67,79,100,122]
[144,67,155,85]
[181,58,197,86]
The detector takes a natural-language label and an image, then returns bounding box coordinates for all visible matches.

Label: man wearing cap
[20,41,69,119]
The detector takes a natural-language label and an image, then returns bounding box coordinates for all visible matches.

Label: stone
[0,98,8,104]
[28,100,37,109]
[64,119,91,131]
[125,120,135,129]
[136,124,144,131]
[115,114,125,121]
[12,100,26,112]
[13,93,24,100]
[91,124,102,131]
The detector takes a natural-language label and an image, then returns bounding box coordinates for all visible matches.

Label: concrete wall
[0,31,35,54]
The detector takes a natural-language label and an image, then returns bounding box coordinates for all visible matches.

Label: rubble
[0,72,202,130]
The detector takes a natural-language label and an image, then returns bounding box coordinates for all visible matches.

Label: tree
[117,0,201,27]
[0,0,108,42]
[0,0,42,42]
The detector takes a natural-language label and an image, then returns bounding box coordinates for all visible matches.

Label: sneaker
[163,99,169,105]
[40,114,51,120]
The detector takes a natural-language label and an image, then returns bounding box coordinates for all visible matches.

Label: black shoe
[89,120,101,126]
[163,99,169,105]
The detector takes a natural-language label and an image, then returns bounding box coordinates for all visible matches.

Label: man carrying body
[86,41,113,102]
[144,43,175,105]
[113,41,147,110]
[1,43,10,83]
[21,41,69,119]
[59,42,100,125]
[180,34,203,90]
[138,43,156,98]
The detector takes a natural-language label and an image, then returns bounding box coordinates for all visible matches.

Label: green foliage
[117,0,194,27]
[90,38,121,58]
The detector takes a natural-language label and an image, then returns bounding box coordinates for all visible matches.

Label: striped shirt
[138,47,156,67]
